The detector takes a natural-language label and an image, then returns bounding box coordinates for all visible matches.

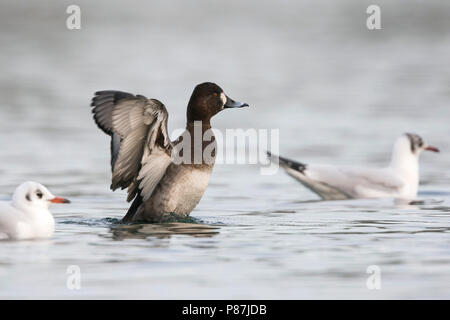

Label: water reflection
[109,222,220,240]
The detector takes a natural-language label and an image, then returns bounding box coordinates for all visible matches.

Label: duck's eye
[36,190,43,199]
[213,92,218,97]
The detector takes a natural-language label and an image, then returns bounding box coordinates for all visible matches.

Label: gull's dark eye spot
[418,139,423,148]
[36,190,43,199]
[25,193,31,201]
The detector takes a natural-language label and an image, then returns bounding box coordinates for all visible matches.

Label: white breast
[172,167,212,214]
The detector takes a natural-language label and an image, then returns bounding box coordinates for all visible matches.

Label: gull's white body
[0,182,67,240]
[0,201,54,240]
[272,134,437,201]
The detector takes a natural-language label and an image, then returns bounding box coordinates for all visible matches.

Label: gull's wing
[269,153,404,199]
[301,164,405,199]
[91,91,173,203]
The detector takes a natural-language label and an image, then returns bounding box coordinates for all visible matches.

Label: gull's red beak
[425,146,440,153]
[50,197,71,204]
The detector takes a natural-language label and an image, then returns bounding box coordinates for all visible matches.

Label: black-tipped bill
[50,197,71,204]
[224,96,249,108]
[425,145,440,153]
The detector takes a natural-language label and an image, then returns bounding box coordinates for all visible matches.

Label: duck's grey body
[91,83,247,222]
[132,163,213,221]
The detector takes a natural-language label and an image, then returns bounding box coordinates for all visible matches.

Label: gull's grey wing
[91,91,173,203]
[269,153,404,200]
[305,165,405,198]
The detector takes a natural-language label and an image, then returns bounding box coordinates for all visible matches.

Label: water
[0,0,449,299]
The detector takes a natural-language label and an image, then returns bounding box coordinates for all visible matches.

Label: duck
[91,82,248,222]
[0,181,70,240]
[267,133,439,201]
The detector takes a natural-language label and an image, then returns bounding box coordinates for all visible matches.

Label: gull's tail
[266,151,351,201]
[266,151,307,173]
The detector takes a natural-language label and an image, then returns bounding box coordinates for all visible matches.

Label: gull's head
[405,133,439,156]
[12,181,70,210]
[394,133,440,158]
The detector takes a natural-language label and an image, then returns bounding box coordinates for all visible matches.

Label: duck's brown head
[186,82,248,123]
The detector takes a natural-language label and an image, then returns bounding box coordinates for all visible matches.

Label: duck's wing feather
[91,91,173,202]
[91,90,135,135]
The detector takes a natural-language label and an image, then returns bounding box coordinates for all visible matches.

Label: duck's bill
[50,197,71,204]
[224,96,249,108]
[425,146,440,152]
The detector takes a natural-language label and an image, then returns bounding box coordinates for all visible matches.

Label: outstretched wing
[91,91,173,202]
